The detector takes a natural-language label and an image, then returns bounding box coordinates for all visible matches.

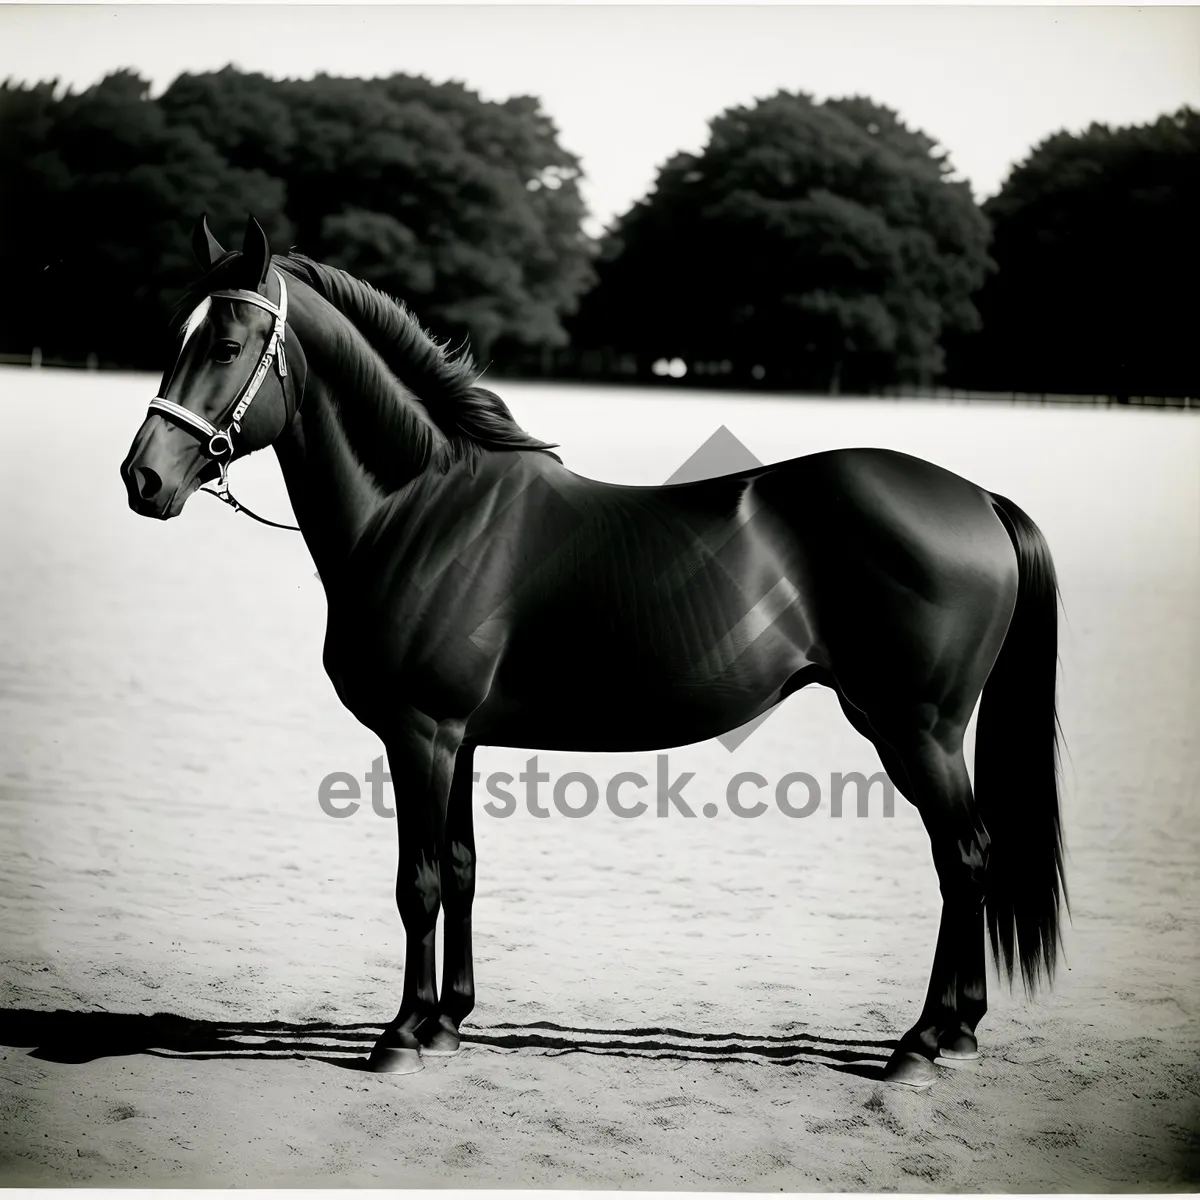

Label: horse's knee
[396,853,441,929]
[442,837,476,914]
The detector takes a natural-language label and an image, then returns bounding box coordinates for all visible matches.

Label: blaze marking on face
[180,296,212,349]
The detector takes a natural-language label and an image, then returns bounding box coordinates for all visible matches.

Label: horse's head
[121,215,306,519]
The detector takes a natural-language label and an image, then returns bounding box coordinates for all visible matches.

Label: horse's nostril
[134,467,162,499]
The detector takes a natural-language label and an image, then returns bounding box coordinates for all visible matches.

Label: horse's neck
[272,286,450,583]
[272,377,383,581]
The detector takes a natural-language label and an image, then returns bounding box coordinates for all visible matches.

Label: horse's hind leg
[866,717,990,1089]
[836,679,989,1087]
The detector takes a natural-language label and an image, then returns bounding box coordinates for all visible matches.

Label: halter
[147,269,300,530]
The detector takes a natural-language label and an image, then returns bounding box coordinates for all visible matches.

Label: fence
[2,349,1195,409]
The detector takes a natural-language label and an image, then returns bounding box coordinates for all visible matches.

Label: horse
[120,215,1066,1089]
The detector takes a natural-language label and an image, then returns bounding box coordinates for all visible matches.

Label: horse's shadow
[0,1008,893,1080]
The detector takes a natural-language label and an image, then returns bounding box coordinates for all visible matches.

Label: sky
[2,4,1197,234]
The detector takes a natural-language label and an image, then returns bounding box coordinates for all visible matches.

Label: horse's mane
[172,250,560,487]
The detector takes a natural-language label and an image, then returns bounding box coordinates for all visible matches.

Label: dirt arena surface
[1,373,1197,1187]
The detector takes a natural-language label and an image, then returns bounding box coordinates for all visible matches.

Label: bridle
[146,268,300,530]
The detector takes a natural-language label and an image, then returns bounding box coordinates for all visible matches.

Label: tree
[161,70,597,363]
[948,108,1200,398]
[0,67,595,369]
[0,78,63,358]
[0,71,289,367]
[570,91,991,391]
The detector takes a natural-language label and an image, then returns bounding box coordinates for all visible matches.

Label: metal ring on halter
[207,431,234,458]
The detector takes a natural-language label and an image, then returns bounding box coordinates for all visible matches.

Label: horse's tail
[975,493,1067,994]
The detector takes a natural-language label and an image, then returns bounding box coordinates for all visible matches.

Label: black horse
[121,216,1066,1089]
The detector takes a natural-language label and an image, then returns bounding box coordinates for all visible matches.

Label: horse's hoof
[883,1049,939,1089]
[418,1014,461,1056]
[367,1039,423,1074]
[935,1052,980,1071]
[935,1028,980,1069]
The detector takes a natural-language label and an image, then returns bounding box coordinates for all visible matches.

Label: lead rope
[200,470,302,532]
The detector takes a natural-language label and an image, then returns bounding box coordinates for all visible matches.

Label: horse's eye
[212,340,241,364]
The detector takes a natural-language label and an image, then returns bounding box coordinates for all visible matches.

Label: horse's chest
[322,583,496,726]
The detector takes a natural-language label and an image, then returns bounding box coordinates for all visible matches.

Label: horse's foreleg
[368,713,463,1074]
[418,742,477,1056]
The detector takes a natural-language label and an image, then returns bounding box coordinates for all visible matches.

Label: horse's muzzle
[121,419,215,519]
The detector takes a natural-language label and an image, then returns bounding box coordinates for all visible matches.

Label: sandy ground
[1,373,1197,1188]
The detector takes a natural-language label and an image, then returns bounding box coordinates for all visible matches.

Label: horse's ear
[239,215,272,289]
[192,213,226,269]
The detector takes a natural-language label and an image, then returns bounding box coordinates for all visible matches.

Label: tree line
[0,68,1194,397]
